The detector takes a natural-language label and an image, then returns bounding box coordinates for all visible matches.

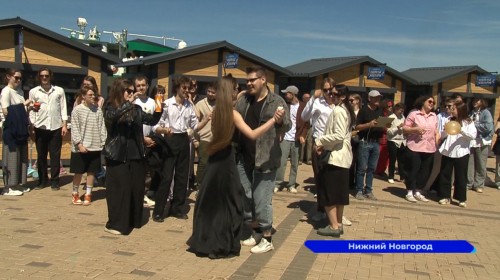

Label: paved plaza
[1,159,500,280]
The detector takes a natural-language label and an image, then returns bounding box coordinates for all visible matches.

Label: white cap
[368,90,381,97]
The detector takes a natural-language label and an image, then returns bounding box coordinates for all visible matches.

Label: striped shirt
[70,104,107,152]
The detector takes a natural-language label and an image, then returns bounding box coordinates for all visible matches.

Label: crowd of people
[1,66,500,260]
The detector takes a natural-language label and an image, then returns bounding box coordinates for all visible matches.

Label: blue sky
[2,0,499,72]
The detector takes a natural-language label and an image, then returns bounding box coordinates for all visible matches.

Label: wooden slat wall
[330,65,360,86]
[442,75,467,93]
[88,56,101,91]
[394,80,403,104]
[157,62,170,92]
[23,31,81,68]
[176,51,218,76]
[0,29,15,62]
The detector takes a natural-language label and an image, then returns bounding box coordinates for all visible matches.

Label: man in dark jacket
[235,66,291,254]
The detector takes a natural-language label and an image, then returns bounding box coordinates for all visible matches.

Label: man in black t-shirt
[234,66,291,254]
[354,90,385,200]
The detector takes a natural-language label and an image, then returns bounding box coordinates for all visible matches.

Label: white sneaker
[17,186,31,193]
[439,198,450,205]
[143,195,155,207]
[342,216,352,226]
[241,236,257,247]
[388,179,395,184]
[250,238,274,254]
[459,201,467,208]
[405,194,417,202]
[273,187,279,193]
[414,193,429,202]
[288,187,298,193]
[2,188,23,196]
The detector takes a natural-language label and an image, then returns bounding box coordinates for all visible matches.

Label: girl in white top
[438,101,476,208]
[1,68,33,196]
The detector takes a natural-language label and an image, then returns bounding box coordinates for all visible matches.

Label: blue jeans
[237,156,276,232]
[356,140,380,194]
[275,140,299,187]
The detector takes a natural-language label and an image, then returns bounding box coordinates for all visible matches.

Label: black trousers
[105,159,147,234]
[35,127,62,184]
[154,133,190,217]
[439,154,469,202]
[405,149,433,191]
[388,141,406,180]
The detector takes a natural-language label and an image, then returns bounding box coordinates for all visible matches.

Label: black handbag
[317,150,331,171]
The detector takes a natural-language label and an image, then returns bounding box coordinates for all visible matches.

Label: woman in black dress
[188,77,284,259]
[103,78,162,235]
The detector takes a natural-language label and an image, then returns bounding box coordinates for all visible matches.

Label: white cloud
[267,29,480,48]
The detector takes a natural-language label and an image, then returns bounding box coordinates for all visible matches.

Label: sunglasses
[14,76,22,81]
[348,99,355,102]
[126,89,135,94]
[39,75,50,78]
[322,88,332,93]
[427,100,434,104]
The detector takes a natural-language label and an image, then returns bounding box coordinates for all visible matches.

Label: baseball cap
[281,85,299,95]
[368,90,381,97]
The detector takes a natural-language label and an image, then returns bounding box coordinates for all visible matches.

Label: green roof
[127,39,175,55]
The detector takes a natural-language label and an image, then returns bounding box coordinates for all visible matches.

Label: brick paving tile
[1,160,500,279]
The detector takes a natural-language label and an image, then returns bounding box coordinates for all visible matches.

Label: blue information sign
[367,67,385,80]
[305,240,476,254]
[224,53,239,69]
[475,75,496,87]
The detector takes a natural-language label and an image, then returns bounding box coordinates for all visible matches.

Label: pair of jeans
[237,157,276,232]
[275,140,299,187]
[467,145,490,188]
[355,140,380,194]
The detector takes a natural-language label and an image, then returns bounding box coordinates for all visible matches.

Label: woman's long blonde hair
[207,77,235,155]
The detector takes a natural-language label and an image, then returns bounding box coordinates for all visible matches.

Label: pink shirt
[404,110,438,153]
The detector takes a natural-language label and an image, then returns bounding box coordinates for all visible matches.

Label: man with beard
[235,66,291,254]
[275,85,306,193]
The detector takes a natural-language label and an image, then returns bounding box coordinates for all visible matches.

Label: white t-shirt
[284,103,299,141]
[135,96,156,136]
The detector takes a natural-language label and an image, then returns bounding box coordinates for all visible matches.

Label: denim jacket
[234,89,291,171]
[471,108,494,143]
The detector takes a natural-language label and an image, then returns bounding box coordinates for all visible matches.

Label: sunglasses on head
[126,89,135,94]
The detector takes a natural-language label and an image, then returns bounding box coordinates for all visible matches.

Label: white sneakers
[439,198,450,205]
[143,195,155,207]
[414,193,429,202]
[388,179,395,184]
[288,187,298,193]
[405,194,417,202]
[406,192,429,202]
[241,236,257,247]
[342,216,352,226]
[250,238,274,254]
[2,188,23,196]
[242,236,274,254]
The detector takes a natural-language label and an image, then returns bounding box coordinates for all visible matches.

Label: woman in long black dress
[188,77,284,259]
